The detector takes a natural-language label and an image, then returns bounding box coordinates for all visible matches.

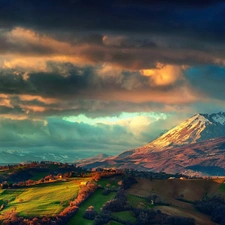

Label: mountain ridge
[78,112,225,175]
[134,112,225,153]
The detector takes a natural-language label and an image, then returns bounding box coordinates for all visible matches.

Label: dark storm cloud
[1,0,225,69]
[0,117,144,154]
[0,61,195,117]
[0,0,224,40]
[0,105,23,114]
[0,35,54,56]
[0,0,224,115]
[0,63,157,97]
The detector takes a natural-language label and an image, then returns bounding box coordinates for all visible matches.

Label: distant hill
[76,153,110,164]
[0,150,71,164]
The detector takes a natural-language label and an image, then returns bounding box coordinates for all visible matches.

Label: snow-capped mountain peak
[78,112,225,176]
[134,112,225,153]
[189,113,211,124]
[210,112,225,125]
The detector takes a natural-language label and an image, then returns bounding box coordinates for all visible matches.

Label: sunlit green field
[29,171,50,181]
[0,178,91,219]
[67,189,116,225]
[97,177,120,188]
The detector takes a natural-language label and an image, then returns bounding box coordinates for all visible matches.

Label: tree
[83,206,98,220]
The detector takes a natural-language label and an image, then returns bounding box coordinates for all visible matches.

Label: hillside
[126,177,225,225]
[1,162,225,225]
[79,136,225,175]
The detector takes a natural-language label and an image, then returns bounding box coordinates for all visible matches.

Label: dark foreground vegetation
[195,195,225,225]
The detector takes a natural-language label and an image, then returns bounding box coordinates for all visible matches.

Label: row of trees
[195,195,225,225]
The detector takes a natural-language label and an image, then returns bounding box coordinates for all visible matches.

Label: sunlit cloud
[18,95,58,104]
[141,63,185,86]
[63,112,168,136]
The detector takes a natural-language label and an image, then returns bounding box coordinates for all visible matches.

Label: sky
[1,0,225,158]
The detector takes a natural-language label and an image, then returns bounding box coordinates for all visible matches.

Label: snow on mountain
[134,112,225,153]
[82,136,225,176]
[77,112,225,175]
[209,112,225,125]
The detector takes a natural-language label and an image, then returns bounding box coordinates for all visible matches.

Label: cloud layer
[0,1,225,156]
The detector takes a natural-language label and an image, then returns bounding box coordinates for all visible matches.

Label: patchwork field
[1,168,225,225]
[67,189,116,225]
[126,177,225,225]
[0,178,91,219]
[112,211,136,223]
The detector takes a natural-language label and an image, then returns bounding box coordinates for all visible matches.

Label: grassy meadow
[112,211,136,223]
[67,189,116,225]
[0,178,91,219]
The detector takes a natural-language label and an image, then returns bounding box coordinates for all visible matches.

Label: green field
[107,221,123,225]
[67,189,116,225]
[219,183,225,192]
[0,178,91,218]
[97,177,121,188]
[127,194,153,209]
[112,211,136,223]
[0,189,24,205]
[29,171,50,181]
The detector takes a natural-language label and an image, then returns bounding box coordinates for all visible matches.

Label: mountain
[134,112,225,153]
[80,136,225,176]
[78,112,225,175]
[76,153,110,165]
[0,150,71,165]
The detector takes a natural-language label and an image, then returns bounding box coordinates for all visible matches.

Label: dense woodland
[195,195,225,225]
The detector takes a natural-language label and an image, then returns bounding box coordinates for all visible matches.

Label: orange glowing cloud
[18,95,58,104]
[1,55,92,72]
[0,27,97,71]
[0,94,13,108]
[141,64,185,86]
[0,99,13,108]
[7,27,71,54]
[19,105,47,113]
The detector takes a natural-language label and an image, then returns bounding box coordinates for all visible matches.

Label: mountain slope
[80,136,225,175]
[78,112,225,175]
[135,112,225,153]
[76,153,110,165]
